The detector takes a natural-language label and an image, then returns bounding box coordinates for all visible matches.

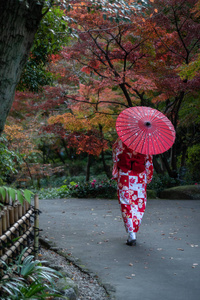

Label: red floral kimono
[112,138,153,234]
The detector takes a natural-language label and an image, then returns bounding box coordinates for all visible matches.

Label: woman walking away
[114,106,175,245]
[112,138,153,246]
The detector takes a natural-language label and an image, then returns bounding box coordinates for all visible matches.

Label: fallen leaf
[192,263,198,268]
[129,263,133,266]
[177,248,184,251]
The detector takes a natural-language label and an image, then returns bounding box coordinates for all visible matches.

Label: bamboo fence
[0,194,39,274]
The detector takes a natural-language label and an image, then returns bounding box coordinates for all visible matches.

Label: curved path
[39,198,200,300]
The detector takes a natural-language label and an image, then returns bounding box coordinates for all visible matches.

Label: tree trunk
[86,154,92,182]
[153,156,164,174]
[0,0,45,134]
[101,150,112,178]
[119,83,133,107]
[181,145,188,168]
[161,152,177,178]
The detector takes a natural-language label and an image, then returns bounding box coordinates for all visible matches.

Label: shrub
[185,144,200,183]
[148,173,180,196]
[0,136,22,183]
[69,179,117,199]
[36,187,68,199]
[36,178,117,199]
[39,175,67,188]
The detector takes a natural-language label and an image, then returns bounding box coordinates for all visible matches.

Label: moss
[159,185,200,200]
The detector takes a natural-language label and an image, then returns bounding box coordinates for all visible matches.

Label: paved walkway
[38,198,200,300]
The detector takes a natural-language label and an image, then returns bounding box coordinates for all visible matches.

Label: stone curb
[39,237,116,300]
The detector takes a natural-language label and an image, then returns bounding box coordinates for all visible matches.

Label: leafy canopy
[18,5,69,92]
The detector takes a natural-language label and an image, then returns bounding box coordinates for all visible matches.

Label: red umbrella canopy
[116,106,176,155]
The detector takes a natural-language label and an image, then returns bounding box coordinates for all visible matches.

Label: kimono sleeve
[145,155,153,184]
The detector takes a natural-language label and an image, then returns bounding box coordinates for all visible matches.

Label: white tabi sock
[128,232,136,241]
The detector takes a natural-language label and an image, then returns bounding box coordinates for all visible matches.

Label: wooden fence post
[34,194,39,260]
[0,193,40,272]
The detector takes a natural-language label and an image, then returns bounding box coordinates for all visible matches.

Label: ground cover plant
[33,172,190,200]
[36,177,117,199]
[0,248,62,300]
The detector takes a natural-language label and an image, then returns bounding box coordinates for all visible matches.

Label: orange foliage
[4,124,37,156]
[74,133,108,156]
[48,113,91,131]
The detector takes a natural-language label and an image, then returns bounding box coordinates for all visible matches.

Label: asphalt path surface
[38,198,200,300]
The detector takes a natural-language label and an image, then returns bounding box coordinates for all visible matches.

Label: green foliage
[33,171,199,200]
[18,60,54,92]
[34,6,68,59]
[67,159,88,177]
[37,187,65,199]
[38,175,68,188]
[148,173,180,196]
[36,178,117,199]
[0,136,22,183]
[179,54,200,80]
[178,94,200,126]
[61,175,86,185]
[18,6,69,92]
[185,144,200,182]
[68,179,117,198]
[0,186,33,206]
[0,248,62,299]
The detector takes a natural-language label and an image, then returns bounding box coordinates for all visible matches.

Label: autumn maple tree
[145,0,200,176]
[37,1,156,179]
[46,96,116,179]
[62,2,156,108]
[52,0,200,178]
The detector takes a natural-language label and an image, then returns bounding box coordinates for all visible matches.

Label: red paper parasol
[116,106,175,155]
